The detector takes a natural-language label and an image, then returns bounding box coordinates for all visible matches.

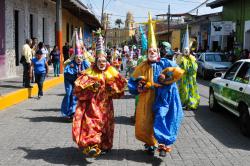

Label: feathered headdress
[139,25,147,53]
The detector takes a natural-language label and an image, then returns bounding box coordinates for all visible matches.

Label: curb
[0,76,64,111]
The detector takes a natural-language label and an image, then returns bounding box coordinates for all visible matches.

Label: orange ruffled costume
[72,64,127,152]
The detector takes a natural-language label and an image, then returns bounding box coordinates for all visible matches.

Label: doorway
[244,30,250,50]
[14,10,19,66]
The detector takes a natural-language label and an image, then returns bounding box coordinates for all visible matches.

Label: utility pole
[56,0,63,73]
[167,4,170,42]
[101,0,105,27]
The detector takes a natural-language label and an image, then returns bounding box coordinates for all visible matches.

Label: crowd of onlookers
[20,37,74,99]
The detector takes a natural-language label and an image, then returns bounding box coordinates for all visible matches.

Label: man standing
[63,42,69,62]
[22,39,33,88]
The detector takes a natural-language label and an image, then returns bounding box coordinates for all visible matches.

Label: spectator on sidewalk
[30,37,38,83]
[63,42,70,62]
[21,39,33,88]
[50,45,60,77]
[31,37,38,57]
[241,49,249,59]
[30,50,49,99]
[38,42,49,59]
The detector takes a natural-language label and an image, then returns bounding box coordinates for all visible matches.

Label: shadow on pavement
[30,108,60,112]
[21,116,72,123]
[0,84,23,89]
[197,78,210,87]
[193,105,250,150]
[4,80,22,83]
[96,149,162,166]
[17,147,92,165]
[115,116,134,126]
[120,94,135,99]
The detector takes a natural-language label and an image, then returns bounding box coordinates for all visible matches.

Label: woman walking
[30,50,48,99]
[50,45,60,77]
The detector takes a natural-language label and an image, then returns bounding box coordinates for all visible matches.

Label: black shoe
[25,85,33,88]
[144,144,155,155]
[101,149,111,155]
[159,149,166,157]
[88,148,97,157]
[37,95,41,100]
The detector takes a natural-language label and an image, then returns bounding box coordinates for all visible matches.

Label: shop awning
[206,0,230,9]
[52,0,101,28]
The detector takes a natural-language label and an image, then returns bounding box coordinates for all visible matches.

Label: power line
[186,0,210,14]
[104,0,112,10]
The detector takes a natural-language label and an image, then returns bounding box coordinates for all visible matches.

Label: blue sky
[82,0,222,27]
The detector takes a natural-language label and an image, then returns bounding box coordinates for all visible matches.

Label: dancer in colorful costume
[72,29,127,157]
[61,29,90,118]
[128,13,184,157]
[178,25,200,110]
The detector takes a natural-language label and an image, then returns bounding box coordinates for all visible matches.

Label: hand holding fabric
[159,67,184,85]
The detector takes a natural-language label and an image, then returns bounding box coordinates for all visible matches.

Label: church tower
[125,12,134,30]
[125,12,135,37]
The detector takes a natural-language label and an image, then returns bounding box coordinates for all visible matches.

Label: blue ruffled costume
[128,58,183,146]
[61,60,90,117]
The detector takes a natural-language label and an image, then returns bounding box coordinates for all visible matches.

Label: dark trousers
[35,73,46,96]
[23,62,31,87]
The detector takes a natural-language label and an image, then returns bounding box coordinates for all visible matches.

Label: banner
[211,21,233,36]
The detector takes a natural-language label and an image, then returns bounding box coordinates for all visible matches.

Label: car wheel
[239,104,250,137]
[209,89,219,112]
[202,69,207,80]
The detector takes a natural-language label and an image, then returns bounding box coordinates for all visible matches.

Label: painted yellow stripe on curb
[0,76,64,111]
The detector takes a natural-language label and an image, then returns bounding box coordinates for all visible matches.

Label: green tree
[107,41,112,48]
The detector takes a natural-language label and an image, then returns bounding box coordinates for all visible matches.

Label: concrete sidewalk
[0,66,64,110]
[0,66,58,96]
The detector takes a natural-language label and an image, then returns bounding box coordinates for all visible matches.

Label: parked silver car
[197,52,232,79]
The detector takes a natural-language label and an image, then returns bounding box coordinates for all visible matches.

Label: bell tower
[125,12,134,30]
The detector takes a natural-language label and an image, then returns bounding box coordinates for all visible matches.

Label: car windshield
[205,54,228,62]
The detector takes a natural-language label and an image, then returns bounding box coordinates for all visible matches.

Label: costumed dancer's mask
[75,55,83,64]
[183,47,190,56]
[97,56,107,71]
[148,48,159,62]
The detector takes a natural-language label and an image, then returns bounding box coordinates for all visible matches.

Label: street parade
[1,0,250,165]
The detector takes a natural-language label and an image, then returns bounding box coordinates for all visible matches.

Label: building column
[56,0,63,73]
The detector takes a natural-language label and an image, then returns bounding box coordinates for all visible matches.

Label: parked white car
[197,52,232,79]
[209,59,250,136]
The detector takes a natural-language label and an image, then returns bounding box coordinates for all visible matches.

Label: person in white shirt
[21,39,33,88]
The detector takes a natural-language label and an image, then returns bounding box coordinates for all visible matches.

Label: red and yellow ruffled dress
[72,64,127,154]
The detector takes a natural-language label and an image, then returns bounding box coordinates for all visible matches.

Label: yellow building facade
[62,9,85,45]
[106,12,135,47]
[156,29,181,49]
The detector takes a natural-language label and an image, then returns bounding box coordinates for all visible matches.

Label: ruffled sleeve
[104,66,127,99]
[74,69,105,100]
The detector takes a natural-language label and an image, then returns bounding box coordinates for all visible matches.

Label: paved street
[1,80,250,166]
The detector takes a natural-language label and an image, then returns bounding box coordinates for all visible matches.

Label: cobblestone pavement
[0,80,250,166]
